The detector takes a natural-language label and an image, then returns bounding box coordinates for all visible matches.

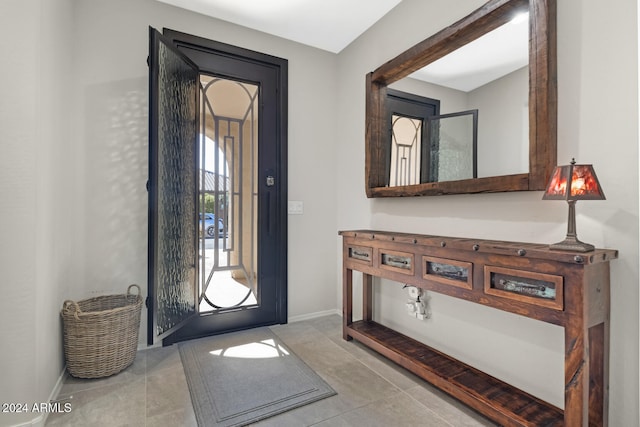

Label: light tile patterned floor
[46,315,496,426]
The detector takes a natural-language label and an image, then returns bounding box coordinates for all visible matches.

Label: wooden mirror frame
[365,0,556,197]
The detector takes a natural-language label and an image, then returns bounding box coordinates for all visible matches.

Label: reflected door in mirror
[386,89,439,186]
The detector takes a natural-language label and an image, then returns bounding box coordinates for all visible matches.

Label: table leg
[363,273,373,322]
[343,267,353,341]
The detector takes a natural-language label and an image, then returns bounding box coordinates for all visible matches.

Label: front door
[148,28,288,346]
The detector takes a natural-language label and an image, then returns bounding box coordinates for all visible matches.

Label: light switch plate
[288,201,304,215]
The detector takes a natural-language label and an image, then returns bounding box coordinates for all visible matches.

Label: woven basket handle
[63,300,82,320]
[127,284,141,296]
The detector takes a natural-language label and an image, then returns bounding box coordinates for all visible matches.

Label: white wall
[71,0,339,335]
[0,2,39,425]
[561,1,639,421]
[469,66,529,177]
[0,0,76,425]
[336,0,638,425]
[36,0,77,422]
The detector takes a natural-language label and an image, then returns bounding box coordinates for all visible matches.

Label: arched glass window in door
[389,114,422,186]
[198,76,259,312]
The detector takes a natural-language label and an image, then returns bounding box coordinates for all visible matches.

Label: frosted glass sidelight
[154,39,199,336]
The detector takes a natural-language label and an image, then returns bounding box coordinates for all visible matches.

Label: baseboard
[9,367,67,427]
[137,341,163,352]
[288,309,341,323]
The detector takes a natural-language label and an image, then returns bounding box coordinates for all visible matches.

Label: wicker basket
[61,284,143,379]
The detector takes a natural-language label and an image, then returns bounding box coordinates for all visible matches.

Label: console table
[340,230,617,426]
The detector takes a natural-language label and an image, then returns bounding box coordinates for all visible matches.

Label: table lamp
[542,158,605,252]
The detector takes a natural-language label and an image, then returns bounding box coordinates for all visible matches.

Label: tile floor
[46,315,496,426]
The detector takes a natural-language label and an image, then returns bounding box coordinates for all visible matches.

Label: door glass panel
[389,114,422,186]
[150,32,199,338]
[427,111,478,182]
[198,75,259,312]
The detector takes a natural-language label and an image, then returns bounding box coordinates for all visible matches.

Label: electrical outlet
[405,302,416,315]
[406,298,430,320]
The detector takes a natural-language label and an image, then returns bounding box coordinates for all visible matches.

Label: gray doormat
[178,327,336,427]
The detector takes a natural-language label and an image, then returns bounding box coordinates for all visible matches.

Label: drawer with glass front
[379,249,414,275]
[423,256,473,290]
[484,265,564,310]
[346,245,373,266]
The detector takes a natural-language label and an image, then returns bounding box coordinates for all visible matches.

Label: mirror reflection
[389,113,422,186]
[386,10,529,186]
[428,110,478,182]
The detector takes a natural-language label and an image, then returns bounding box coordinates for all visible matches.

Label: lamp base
[549,235,595,252]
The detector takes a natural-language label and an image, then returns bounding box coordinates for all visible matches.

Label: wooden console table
[340,230,617,426]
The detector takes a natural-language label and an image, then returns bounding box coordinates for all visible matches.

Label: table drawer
[423,256,473,290]
[484,266,564,310]
[379,249,414,275]
[347,245,373,266]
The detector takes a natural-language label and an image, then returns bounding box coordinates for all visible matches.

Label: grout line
[319,320,460,427]
[298,318,446,426]
[330,328,494,426]
[396,387,458,427]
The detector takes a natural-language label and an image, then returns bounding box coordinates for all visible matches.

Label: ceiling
[156,0,528,92]
[155,0,402,53]
[410,12,529,92]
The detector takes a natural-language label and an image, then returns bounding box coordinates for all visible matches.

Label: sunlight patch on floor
[199,270,257,312]
[209,339,290,359]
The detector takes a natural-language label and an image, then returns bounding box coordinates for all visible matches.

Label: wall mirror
[365,0,556,197]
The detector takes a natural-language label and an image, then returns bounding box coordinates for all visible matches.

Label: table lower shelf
[345,320,563,427]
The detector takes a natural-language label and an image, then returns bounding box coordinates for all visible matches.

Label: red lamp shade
[542,159,605,252]
[543,160,605,201]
